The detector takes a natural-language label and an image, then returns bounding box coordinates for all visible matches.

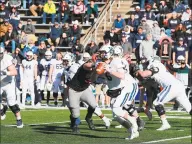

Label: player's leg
[68,88,82,133]
[81,88,97,130]
[95,84,102,107]
[5,82,23,128]
[21,80,28,107]
[40,75,46,100]
[52,78,60,106]
[1,103,8,120]
[153,85,174,131]
[103,85,110,108]
[45,76,51,105]
[29,80,35,106]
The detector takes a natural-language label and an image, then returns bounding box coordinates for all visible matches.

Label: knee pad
[155,104,165,116]
[113,107,126,117]
[53,93,58,98]
[9,104,20,114]
[123,104,136,116]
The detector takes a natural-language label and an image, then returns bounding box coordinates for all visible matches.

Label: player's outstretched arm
[7,64,17,76]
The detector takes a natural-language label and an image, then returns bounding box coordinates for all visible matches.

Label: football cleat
[137,117,145,131]
[156,123,171,131]
[16,119,24,128]
[125,128,139,140]
[144,109,153,121]
[1,114,6,120]
[72,125,80,134]
[1,105,8,120]
[115,125,123,128]
[54,101,58,107]
[104,118,111,129]
[85,117,95,130]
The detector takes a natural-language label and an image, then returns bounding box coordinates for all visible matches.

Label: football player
[48,52,64,106]
[136,56,192,131]
[0,46,23,128]
[21,51,38,107]
[101,45,141,140]
[39,50,52,106]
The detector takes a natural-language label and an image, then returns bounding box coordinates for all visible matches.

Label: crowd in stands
[0,0,191,108]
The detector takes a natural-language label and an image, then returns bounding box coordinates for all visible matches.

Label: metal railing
[82,0,117,47]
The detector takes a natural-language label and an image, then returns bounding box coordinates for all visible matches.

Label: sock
[161,117,168,125]
[16,116,21,120]
[127,116,138,132]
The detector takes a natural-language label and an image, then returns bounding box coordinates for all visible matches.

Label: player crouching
[0,46,23,128]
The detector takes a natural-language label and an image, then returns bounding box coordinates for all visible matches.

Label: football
[96,62,105,75]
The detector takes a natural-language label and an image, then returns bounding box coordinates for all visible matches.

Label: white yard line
[142,135,191,143]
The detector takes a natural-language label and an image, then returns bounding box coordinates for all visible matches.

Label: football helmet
[26,51,33,61]
[45,51,52,61]
[99,45,114,59]
[63,52,73,66]
[113,45,123,57]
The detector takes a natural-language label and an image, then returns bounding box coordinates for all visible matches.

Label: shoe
[1,105,8,120]
[156,123,171,131]
[115,125,123,128]
[72,125,80,134]
[137,117,145,131]
[144,109,153,121]
[170,108,178,111]
[1,114,6,120]
[16,119,24,128]
[85,117,95,130]
[125,129,139,140]
[35,102,41,107]
[104,118,111,129]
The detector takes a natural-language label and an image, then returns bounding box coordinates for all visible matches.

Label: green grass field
[1,108,191,144]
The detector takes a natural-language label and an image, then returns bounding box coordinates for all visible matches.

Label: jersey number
[105,72,112,81]
[56,64,63,69]
[25,65,31,70]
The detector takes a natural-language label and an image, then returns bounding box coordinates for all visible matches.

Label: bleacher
[18,1,107,49]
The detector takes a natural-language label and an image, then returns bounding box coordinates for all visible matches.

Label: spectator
[71,20,81,44]
[9,6,20,30]
[0,19,12,40]
[103,27,119,46]
[139,17,151,35]
[185,28,192,63]
[132,27,145,62]
[23,19,36,34]
[127,14,139,32]
[59,33,70,47]
[139,33,155,59]
[133,6,143,21]
[72,39,84,54]
[172,37,188,65]
[29,0,45,16]
[22,39,38,58]
[143,4,156,21]
[181,7,191,22]
[86,0,98,24]
[16,21,23,35]
[72,0,86,24]
[38,41,47,60]
[184,14,192,32]
[122,25,133,43]
[112,14,126,33]
[120,33,132,54]
[85,39,99,55]
[57,0,70,24]
[3,25,17,53]
[42,0,56,24]
[173,0,185,15]
[174,23,186,41]
[61,23,72,42]
[0,2,10,20]
[49,45,57,58]
[48,22,62,46]
[151,21,161,42]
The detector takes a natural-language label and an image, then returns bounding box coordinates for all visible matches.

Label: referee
[67,58,97,134]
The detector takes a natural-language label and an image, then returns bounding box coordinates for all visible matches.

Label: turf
[1,109,191,144]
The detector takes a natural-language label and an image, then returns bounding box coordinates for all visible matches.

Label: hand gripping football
[96,62,105,75]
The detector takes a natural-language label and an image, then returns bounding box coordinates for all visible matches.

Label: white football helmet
[113,45,123,57]
[45,50,52,61]
[99,45,114,59]
[63,52,73,66]
[26,51,34,61]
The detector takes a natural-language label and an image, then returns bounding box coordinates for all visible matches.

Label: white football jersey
[51,59,64,78]
[22,59,37,79]
[0,54,14,86]
[40,59,52,76]
[68,62,82,80]
[147,60,183,88]
[106,57,127,90]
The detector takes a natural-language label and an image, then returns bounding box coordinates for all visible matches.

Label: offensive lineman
[21,51,38,107]
[0,46,23,128]
[137,56,192,130]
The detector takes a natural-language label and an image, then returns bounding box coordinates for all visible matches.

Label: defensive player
[48,52,64,106]
[68,52,111,129]
[137,56,192,131]
[21,51,37,107]
[0,46,23,128]
[39,50,52,105]
[100,45,141,139]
